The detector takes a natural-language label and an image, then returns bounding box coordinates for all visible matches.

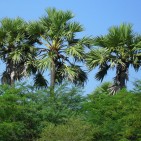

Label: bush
[38,118,94,141]
[83,89,141,141]
[131,79,141,94]
[0,122,25,141]
[0,85,42,141]
[0,83,84,141]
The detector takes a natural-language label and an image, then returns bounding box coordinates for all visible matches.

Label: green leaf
[66,44,84,61]
[9,50,22,63]
[37,57,52,71]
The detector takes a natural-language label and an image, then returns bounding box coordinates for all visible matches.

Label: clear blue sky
[0,0,141,94]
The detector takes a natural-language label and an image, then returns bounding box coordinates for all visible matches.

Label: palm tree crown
[0,18,40,85]
[86,23,141,94]
[28,8,93,92]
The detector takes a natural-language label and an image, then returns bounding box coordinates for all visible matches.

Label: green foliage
[83,89,141,141]
[131,79,141,94]
[0,85,42,141]
[1,82,141,140]
[28,8,93,88]
[0,122,25,141]
[91,82,111,95]
[0,8,141,141]
[35,83,85,124]
[0,17,40,85]
[38,118,94,141]
[86,23,141,93]
[0,83,84,141]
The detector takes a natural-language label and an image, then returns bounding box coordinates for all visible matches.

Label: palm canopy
[28,8,93,88]
[86,23,141,93]
[0,18,45,85]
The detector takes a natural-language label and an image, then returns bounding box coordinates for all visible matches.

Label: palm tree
[0,18,47,86]
[86,23,141,94]
[28,8,93,96]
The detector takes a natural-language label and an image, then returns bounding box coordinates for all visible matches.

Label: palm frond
[33,72,48,89]
[68,39,79,46]
[71,65,87,86]
[1,71,11,85]
[46,8,74,23]
[27,22,44,45]
[25,61,38,76]
[67,22,83,33]
[9,50,22,63]
[95,63,110,81]
[108,84,121,95]
[78,37,94,48]
[37,57,52,71]
[56,64,87,86]
[66,44,84,61]
[41,8,74,40]
[86,48,110,70]
[94,36,108,47]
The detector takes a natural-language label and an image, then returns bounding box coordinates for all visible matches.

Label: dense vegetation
[0,8,141,141]
[0,82,141,141]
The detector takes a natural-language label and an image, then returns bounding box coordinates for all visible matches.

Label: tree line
[0,82,141,141]
[0,7,141,94]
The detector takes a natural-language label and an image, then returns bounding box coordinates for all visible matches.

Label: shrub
[38,118,94,141]
[0,83,84,141]
[0,122,25,141]
[83,89,141,141]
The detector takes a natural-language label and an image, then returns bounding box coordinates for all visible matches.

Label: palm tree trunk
[7,61,15,86]
[50,59,56,97]
[119,71,127,89]
[10,61,16,86]
[10,71,15,86]
[116,63,129,90]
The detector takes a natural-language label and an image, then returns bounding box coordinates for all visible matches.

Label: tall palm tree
[86,23,141,94]
[0,18,47,86]
[28,8,93,95]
